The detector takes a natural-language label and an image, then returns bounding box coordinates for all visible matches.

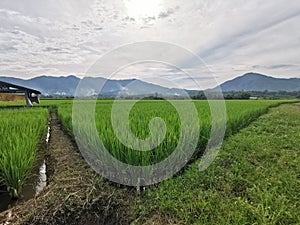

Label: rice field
[57,100,287,168]
[0,99,292,198]
[0,99,298,224]
[0,108,48,198]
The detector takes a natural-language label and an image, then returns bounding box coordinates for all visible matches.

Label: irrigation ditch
[0,110,132,225]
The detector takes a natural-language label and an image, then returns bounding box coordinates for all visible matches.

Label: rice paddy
[0,99,294,198]
[0,99,299,225]
[57,100,288,167]
[0,108,48,198]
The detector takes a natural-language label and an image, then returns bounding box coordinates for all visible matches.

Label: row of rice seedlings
[0,108,48,198]
[0,100,26,107]
[96,100,182,166]
[58,100,284,170]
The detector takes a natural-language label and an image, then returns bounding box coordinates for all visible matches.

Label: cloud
[253,64,299,70]
[197,9,300,61]
[158,6,179,18]
[0,0,299,88]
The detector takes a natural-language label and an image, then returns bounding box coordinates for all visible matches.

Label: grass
[0,108,48,198]
[134,103,300,225]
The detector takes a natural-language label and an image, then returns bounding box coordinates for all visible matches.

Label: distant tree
[224,94,234,99]
[191,93,206,100]
[241,92,251,99]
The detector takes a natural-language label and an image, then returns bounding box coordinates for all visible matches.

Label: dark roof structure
[0,80,41,107]
[0,80,41,94]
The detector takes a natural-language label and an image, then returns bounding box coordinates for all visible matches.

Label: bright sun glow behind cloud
[124,0,162,19]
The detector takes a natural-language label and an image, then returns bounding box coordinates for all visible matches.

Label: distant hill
[220,73,300,92]
[0,75,186,97]
[0,73,299,97]
[0,75,80,96]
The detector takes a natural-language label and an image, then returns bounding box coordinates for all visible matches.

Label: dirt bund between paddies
[0,110,132,225]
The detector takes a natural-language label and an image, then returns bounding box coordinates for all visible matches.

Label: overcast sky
[0,0,299,89]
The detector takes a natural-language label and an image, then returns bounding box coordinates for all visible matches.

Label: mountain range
[0,75,185,97]
[0,73,299,97]
[220,73,300,92]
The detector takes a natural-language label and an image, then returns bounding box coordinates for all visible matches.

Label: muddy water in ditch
[0,125,50,212]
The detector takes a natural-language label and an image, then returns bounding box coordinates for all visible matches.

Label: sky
[0,0,300,89]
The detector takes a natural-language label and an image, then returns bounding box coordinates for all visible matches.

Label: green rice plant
[0,100,26,107]
[57,99,290,170]
[0,108,48,198]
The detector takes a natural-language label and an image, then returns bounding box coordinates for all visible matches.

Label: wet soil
[0,110,133,225]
